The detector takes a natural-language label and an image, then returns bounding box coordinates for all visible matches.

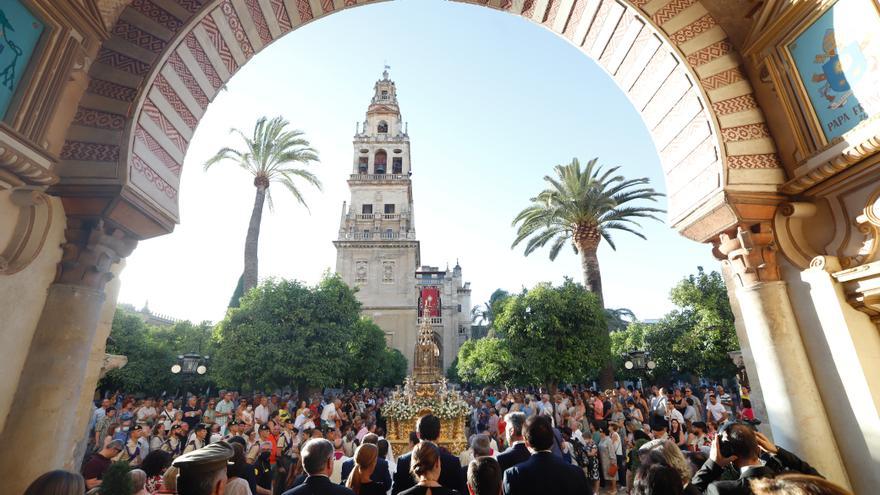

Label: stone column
[717,224,850,489]
[0,219,135,495]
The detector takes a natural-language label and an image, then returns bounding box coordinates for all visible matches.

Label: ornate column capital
[56,219,137,290]
[716,222,780,288]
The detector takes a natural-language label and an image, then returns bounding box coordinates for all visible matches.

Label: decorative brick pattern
[220,0,255,57]
[184,32,224,89]
[700,66,744,90]
[630,0,651,7]
[564,0,587,41]
[296,0,313,21]
[142,98,188,152]
[270,0,293,30]
[88,79,137,102]
[712,94,757,115]
[720,123,770,142]
[200,14,238,74]
[686,40,731,66]
[167,52,209,108]
[344,0,357,5]
[96,48,151,76]
[542,0,560,26]
[244,0,273,45]
[60,141,120,162]
[129,0,184,31]
[111,20,167,54]
[727,153,781,169]
[73,108,126,130]
[176,0,205,13]
[136,125,182,175]
[652,0,698,26]
[669,14,716,44]
[321,0,335,13]
[153,74,198,129]
[133,153,178,199]
[522,0,536,17]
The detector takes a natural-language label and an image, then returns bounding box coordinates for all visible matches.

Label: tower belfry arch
[1,0,879,493]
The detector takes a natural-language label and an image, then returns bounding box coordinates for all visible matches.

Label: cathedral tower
[334,70,471,371]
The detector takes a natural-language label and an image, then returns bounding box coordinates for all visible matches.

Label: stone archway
[55,0,784,243]
[8,0,869,492]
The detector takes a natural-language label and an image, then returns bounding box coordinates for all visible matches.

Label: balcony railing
[417,317,443,325]
[349,174,409,181]
[352,213,402,221]
[339,232,417,240]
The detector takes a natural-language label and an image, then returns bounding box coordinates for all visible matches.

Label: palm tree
[605,307,637,332]
[471,289,511,328]
[511,157,663,386]
[205,116,320,293]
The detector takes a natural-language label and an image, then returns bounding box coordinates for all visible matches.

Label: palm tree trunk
[578,242,615,390]
[243,185,267,292]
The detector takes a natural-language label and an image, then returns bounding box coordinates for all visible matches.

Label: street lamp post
[623,350,656,389]
[171,352,209,395]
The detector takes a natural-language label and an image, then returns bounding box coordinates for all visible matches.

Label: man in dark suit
[282,438,354,495]
[496,412,530,472]
[691,424,821,495]
[339,433,391,487]
[501,415,591,495]
[391,414,466,494]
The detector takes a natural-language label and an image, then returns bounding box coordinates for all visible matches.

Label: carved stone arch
[55,0,785,242]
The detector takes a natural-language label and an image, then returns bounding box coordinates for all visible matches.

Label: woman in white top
[160,401,177,430]
[225,443,254,495]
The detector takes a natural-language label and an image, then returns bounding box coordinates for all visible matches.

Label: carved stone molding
[56,219,137,290]
[717,223,780,288]
[99,353,128,380]
[782,132,880,195]
[830,259,880,326]
[0,127,58,189]
[0,187,55,275]
[774,202,821,269]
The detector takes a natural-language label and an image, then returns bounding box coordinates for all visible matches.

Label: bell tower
[334,68,421,359]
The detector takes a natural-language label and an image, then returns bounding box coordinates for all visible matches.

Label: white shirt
[254,404,269,424]
[665,409,685,425]
[320,402,337,422]
[137,406,156,424]
[224,477,253,495]
[294,414,314,430]
[707,402,727,422]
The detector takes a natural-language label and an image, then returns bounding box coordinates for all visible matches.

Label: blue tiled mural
[0,1,44,120]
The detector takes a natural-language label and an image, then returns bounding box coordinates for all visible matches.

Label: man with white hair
[282,438,354,495]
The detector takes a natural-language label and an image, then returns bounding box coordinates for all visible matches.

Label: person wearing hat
[282,438,354,495]
[254,440,274,494]
[186,424,209,454]
[172,440,234,495]
[83,439,124,489]
[225,419,243,441]
[116,424,147,466]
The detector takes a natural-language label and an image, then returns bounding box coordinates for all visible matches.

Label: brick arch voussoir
[61,0,781,241]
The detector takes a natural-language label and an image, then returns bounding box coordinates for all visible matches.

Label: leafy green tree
[456,337,514,386]
[610,267,739,383]
[493,279,608,391]
[205,116,321,292]
[511,157,663,387]
[101,312,215,395]
[379,348,408,387]
[344,319,388,388]
[212,276,356,393]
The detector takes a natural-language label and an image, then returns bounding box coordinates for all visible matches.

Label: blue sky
[118,0,719,323]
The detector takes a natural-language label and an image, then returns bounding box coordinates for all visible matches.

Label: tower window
[358,157,368,174]
[362,204,373,214]
[377,121,388,133]
[374,150,387,174]
[392,157,402,174]
[381,90,388,100]
[384,204,395,214]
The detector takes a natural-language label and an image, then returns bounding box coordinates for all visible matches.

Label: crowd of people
[22,382,852,495]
